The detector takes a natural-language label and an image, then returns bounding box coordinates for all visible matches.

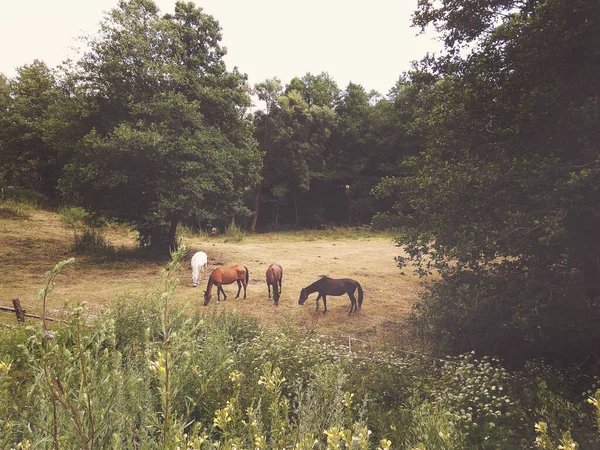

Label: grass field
[0,207,423,348]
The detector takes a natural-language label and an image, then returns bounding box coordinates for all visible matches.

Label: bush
[72,227,115,259]
[224,224,245,243]
[1,187,48,207]
[58,206,88,229]
[0,200,31,220]
[410,267,600,367]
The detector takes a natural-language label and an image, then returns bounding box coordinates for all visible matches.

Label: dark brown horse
[266,263,283,306]
[204,265,249,306]
[298,276,363,315]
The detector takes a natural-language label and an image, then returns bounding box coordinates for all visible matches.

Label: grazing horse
[298,276,363,315]
[266,263,283,306]
[204,265,249,306]
[191,251,208,287]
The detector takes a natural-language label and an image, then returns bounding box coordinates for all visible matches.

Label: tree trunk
[250,183,262,233]
[168,216,179,252]
[230,215,236,228]
[273,206,279,230]
[348,193,352,225]
[293,190,299,226]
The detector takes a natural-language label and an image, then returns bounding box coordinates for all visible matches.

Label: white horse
[191,251,208,287]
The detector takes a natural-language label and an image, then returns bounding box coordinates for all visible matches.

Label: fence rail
[0,298,61,323]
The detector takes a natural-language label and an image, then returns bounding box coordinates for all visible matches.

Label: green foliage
[58,0,262,252]
[1,297,599,448]
[224,224,245,243]
[0,200,32,220]
[2,187,48,207]
[0,61,69,199]
[380,0,600,365]
[72,228,114,259]
[58,206,87,229]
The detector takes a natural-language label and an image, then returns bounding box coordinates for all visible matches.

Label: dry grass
[0,208,424,348]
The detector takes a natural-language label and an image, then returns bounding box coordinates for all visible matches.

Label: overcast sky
[0,0,443,98]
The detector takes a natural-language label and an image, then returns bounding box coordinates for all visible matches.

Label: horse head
[298,288,307,305]
[203,291,211,306]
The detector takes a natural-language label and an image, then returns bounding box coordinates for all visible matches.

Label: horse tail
[357,282,363,310]
[244,266,249,284]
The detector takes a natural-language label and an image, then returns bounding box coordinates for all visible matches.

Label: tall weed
[224,224,245,243]
[1,251,599,449]
[0,200,34,220]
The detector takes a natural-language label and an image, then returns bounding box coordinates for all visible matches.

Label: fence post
[12,298,25,323]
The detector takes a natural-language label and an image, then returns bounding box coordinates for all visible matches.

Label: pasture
[0,208,421,347]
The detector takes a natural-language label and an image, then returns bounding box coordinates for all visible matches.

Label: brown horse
[204,265,249,306]
[298,276,363,315]
[266,263,283,306]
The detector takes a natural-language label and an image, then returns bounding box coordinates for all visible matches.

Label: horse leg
[216,283,221,303]
[242,280,247,299]
[219,284,227,302]
[235,280,242,298]
[279,275,282,292]
[322,295,327,314]
[268,283,271,299]
[348,293,357,314]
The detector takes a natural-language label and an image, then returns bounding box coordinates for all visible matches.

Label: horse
[298,276,363,315]
[204,265,249,306]
[266,263,283,306]
[191,251,208,287]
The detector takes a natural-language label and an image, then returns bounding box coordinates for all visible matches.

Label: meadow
[0,205,420,349]
[1,202,599,449]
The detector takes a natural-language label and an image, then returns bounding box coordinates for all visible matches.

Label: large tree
[0,61,68,198]
[382,0,600,364]
[252,74,337,228]
[61,0,262,250]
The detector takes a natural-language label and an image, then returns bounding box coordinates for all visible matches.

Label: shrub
[72,227,115,259]
[224,224,245,243]
[1,187,48,207]
[0,200,31,220]
[58,206,87,230]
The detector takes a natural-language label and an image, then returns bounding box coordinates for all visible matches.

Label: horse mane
[204,275,213,295]
[304,277,325,292]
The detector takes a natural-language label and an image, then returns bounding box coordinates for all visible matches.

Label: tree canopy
[58,0,262,250]
[378,0,600,364]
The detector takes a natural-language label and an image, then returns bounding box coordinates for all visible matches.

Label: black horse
[298,276,363,315]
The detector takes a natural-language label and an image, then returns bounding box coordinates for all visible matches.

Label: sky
[0,0,443,99]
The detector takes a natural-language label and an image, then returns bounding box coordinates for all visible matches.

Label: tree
[330,81,422,225]
[270,87,337,226]
[250,78,282,232]
[61,0,262,251]
[0,61,66,198]
[384,0,600,364]
[252,75,338,229]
